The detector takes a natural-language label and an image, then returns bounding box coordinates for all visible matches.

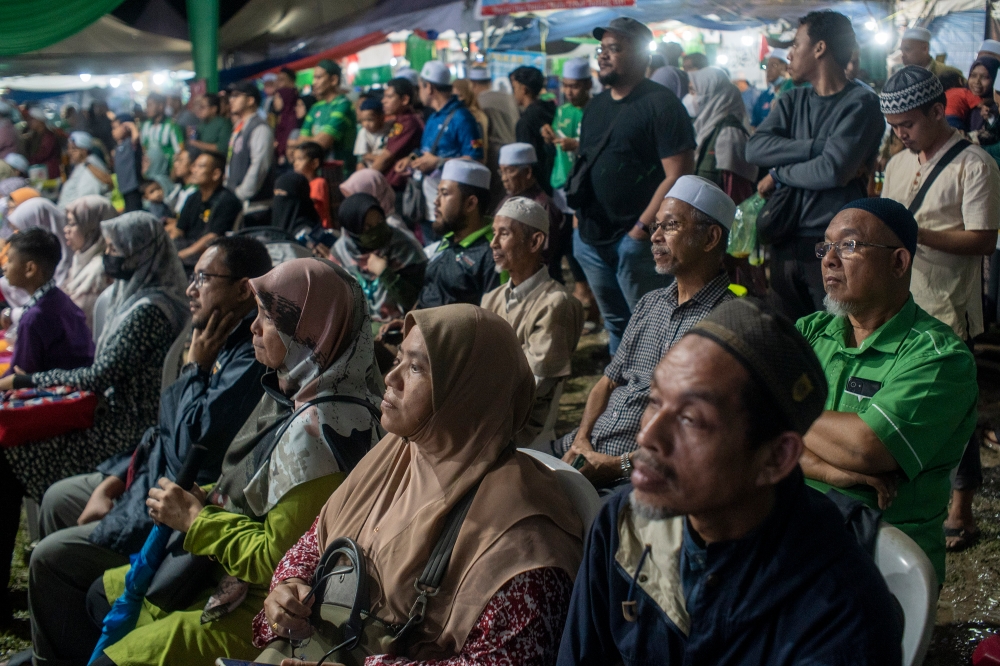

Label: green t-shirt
[196,115,233,154]
[797,297,978,583]
[550,102,584,191]
[301,94,358,171]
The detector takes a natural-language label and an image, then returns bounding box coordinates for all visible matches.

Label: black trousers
[769,239,826,321]
[121,190,143,213]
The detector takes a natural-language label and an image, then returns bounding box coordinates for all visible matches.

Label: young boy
[141,180,171,220]
[1,228,93,380]
[293,141,331,229]
[353,97,389,170]
[111,113,144,213]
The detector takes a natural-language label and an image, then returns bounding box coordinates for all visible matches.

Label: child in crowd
[1,228,93,376]
[111,113,144,213]
[140,180,171,220]
[353,97,389,170]
[292,140,331,228]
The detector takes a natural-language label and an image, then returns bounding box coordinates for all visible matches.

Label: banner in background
[477,0,633,17]
[487,50,547,79]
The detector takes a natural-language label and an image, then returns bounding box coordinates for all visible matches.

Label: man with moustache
[557,298,902,665]
[556,176,736,490]
[23,237,273,666]
[481,197,583,447]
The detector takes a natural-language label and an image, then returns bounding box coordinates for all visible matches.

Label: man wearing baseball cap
[900,27,963,79]
[573,16,696,356]
[481,196,583,447]
[557,176,737,489]
[288,59,357,170]
[407,60,484,240]
[225,80,275,203]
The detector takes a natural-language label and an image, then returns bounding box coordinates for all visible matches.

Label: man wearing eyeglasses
[796,198,977,585]
[23,237,273,666]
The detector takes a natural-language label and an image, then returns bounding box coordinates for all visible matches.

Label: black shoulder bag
[258,482,482,666]
[564,121,615,211]
[401,109,458,229]
[907,139,971,214]
[144,394,381,612]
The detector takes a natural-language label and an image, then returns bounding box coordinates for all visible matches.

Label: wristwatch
[620,451,634,479]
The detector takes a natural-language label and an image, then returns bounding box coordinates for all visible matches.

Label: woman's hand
[265,578,316,641]
[366,253,388,277]
[0,366,26,392]
[146,478,206,532]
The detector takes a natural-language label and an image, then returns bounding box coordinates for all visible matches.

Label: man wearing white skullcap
[25,108,61,180]
[482,196,584,447]
[57,131,112,207]
[408,60,484,238]
[495,142,564,279]
[556,174,737,488]
[468,64,520,206]
[3,154,28,177]
[978,39,1000,61]
[901,26,963,79]
[410,158,499,309]
[751,49,789,128]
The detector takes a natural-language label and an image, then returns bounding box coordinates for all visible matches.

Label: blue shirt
[420,96,484,161]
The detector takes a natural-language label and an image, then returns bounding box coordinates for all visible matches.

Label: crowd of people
[0,8,994,665]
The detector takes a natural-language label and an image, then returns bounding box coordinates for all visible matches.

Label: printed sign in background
[487,49,548,80]
[477,0,634,17]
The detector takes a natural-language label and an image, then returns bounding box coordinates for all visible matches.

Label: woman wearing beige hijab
[254,303,584,664]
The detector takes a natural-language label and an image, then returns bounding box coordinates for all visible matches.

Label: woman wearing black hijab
[270,171,319,234]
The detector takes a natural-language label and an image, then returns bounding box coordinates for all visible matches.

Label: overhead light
[152,72,166,85]
[132,81,143,91]
[109,77,120,88]
[875,31,890,44]
[716,54,729,65]
[741,35,754,46]
[682,30,694,41]
[79,73,91,82]
[390,57,398,66]
[649,40,658,52]
[865,19,878,31]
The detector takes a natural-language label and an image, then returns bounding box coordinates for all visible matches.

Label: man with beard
[556,176,736,490]
[23,237,272,665]
[415,159,499,308]
[558,298,902,665]
[797,198,977,585]
[573,17,695,356]
[481,197,583,447]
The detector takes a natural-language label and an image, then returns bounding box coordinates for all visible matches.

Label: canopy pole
[187,0,219,92]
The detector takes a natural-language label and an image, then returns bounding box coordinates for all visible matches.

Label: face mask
[682,93,699,118]
[103,253,135,280]
[356,220,393,251]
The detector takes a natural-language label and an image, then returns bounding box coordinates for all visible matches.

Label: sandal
[944,525,981,552]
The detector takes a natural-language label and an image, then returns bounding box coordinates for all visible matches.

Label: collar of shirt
[917,129,961,167]
[819,296,917,356]
[664,272,732,310]
[441,219,494,250]
[25,279,55,310]
[504,266,549,309]
[429,95,462,121]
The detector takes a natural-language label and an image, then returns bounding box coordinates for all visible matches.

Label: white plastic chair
[526,380,565,453]
[517,448,602,531]
[874,524,937,666]
[160,319,193,392]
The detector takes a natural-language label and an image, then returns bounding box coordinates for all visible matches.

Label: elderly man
[496,142,563,277]
[482,197,583,447]
[19,237,272,664]
[797,198,977,584]
[900,28,963,79]
[558,298,902,665]
[880,66,999,551]
[557,176,736,489]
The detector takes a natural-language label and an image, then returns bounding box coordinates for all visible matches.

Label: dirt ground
[1,327,998,662]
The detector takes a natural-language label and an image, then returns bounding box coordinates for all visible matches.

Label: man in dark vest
[225,81,275,204]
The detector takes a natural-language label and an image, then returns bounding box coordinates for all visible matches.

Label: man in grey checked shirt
[557,176,738,489]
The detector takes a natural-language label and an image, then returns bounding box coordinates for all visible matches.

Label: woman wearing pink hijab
[339,168,408,231]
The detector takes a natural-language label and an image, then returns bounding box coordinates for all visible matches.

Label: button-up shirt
[797,296,978,582]
[883,131,1000,339]
[556,272,734,457]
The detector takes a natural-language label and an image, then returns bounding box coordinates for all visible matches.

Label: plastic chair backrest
[267,241,314,266]
[161,319,193,392]
[874,524,937,666]
[517,448,602,531]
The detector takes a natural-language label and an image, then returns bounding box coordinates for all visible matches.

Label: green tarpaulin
[0,0,127,55]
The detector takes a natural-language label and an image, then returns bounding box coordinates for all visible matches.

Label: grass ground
[1,327,998,662]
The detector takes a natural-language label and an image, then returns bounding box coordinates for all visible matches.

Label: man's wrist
[768,168,782,188]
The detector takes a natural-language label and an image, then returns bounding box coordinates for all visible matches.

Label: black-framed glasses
[815,240,902,259]
[189,271,234,288]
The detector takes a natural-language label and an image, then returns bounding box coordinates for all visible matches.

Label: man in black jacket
[510,65,556,196]
[24,237,273,666]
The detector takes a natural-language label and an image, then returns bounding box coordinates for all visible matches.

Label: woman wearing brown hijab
[254,304,584,664]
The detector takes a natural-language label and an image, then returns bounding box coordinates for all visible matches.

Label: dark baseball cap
[593,17,654,46]
[227,81,261,105]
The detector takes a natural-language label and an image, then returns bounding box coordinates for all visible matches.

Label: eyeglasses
[815,240,902,259]
[650,219,711,235]
[189,271,234,288]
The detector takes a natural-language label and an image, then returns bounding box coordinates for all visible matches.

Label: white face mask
[682,93,699,118]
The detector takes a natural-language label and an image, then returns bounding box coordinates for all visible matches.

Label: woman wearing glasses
[0,211,189,623]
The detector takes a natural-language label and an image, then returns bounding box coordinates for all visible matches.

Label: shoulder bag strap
[908,139,971,214]
[429,109,459,155]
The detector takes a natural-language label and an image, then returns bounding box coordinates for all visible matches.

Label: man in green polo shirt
[796,198,977,583]
[290,58,356,171]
